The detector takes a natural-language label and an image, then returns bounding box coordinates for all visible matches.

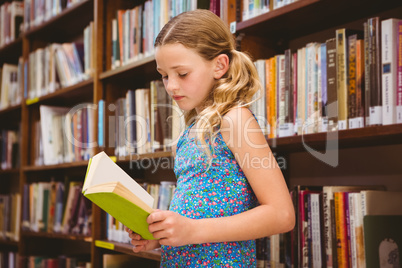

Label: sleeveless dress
[161,122,258,267]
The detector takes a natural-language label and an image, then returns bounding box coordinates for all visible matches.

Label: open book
[82,151,155,240]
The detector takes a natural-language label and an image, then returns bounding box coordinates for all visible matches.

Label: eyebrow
[157,65,187,72]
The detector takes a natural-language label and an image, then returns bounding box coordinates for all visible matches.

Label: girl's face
[155,44,216,113]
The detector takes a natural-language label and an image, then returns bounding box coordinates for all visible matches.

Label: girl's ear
[213,54,229,79]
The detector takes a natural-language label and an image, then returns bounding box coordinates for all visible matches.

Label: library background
[0,0,402,267]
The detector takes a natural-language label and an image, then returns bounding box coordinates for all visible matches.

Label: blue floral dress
[161,122,258,267]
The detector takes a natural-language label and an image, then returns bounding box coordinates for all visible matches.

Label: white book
[82,151,153,208]
[40,105,70,165]
[0,63,18,109]
[381,18,400,125]
[310,193,322,268]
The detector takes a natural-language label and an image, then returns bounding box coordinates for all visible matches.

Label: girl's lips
[172,95,184,101]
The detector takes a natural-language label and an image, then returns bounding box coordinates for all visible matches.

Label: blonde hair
[155,9,261,159]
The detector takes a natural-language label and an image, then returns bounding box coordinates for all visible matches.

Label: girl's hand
[124,227,160,253]
[147,210,195,247]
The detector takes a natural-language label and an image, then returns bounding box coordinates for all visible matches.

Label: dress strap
[175,122,195,151]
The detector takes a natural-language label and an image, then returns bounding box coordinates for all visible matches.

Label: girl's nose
[165,78,178,93]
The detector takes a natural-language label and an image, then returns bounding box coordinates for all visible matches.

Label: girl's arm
[147,107,295,247]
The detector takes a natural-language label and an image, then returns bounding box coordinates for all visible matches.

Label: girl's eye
[162,75,168,80]
[179,73,187,77]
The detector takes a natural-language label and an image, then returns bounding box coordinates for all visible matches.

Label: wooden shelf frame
[23,0,94,43]
[95,240,161,261]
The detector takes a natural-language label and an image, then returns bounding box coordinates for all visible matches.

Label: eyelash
[161,73,187,80]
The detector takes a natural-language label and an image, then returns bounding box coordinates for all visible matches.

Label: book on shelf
[361,190,402,216]
[398,20,402,124]
[82,151,155,240]
[0,129,20,170]
[0,193,21,241]
[363,215,402,268]
[367,17,383,126]
[322,185,385,268]
[0,63,20,110]
[381,18,401,125]
[0,1,23,47]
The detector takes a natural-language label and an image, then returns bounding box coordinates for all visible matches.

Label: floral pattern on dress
[161,123,258,267]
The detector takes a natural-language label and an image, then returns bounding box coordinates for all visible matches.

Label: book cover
[334,191,349,268]
[397,20,402,123]
[355,39,365,128]
[82,151,155,240]
[326,38,338,132]
[363,215,402,268]
[361,190,402,216]
[367,17,382,126]
[381,18,400,125]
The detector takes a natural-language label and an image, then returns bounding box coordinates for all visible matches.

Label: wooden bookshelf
[0,168,20,176]
[0,104,22,117]
[22,160,89,172]
[99,55,157,82]
[268,124,402,152]
[95,240,161,261]
[25,79,94,107]
[1,0,401,266]
[0,37,23,63]
[23,0,94,42]
[21,231,92,242]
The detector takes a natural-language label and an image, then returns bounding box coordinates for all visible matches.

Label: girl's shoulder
[221,106,257,129]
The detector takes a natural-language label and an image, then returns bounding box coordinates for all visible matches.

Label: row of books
[255,187,402,268]
[23,0,84,31]
[100,80,183,157]
[110,0,210,70]
[0,251,18,268]
[26,38,91,101]
[36,104,96,166]
[0,193,21,242]
[0,62,23,110]
[241,0,298,21]
[22,180,92,237]
[251,17,402,138]
[289,186,402,268]
[106,181,176,243]
[0,129,20,170]
[0,1,23,48]
[21,255,91,268]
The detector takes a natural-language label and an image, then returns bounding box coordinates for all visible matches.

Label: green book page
[84,192,155,240]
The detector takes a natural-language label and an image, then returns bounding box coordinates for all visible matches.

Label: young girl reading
[126,9,295,267]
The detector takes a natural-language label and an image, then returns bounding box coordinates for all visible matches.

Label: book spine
[336,29,348,130]
[334,192,349,268]
[368,17,382,126]
[348,193,357,268]
[265,59,271,137]
[397,20,402,123]
[323,188,333,268]
[381,19,398,125]
[326,38,338,132]
[269,57,277,138]
[293,52,298,134]
[348,34,357,129]
[364,22,371,126]
[311,193,322,267]
[356,39,365,128]
[277,54,286,137]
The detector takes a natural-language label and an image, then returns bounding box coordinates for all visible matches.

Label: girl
[126,9,295,267]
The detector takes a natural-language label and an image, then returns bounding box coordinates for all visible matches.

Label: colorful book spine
[368,17,382,126]
[355,39,365,128]
[334,192,349,268]
[397,20,402,123]
[381,18,400,125]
